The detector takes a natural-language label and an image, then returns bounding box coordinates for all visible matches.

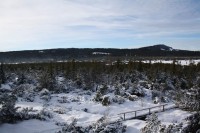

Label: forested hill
[0,44,200,63]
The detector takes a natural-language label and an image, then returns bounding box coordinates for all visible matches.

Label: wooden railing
[118,103,168,120]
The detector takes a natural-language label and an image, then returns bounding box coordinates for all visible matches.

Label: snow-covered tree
[160,123,182,133]
[0,93,19,123]
[56,117,126,133]
[183,112,200,133]
[38,68,56,91]
[94,90,102,102]
[141,113,161,133]
[141,113,182,133]
[177,86,200,111]
[101,95,111,106]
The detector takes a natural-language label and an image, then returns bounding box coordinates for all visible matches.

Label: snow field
[0,88,190,133]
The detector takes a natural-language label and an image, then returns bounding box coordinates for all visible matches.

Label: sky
[0,0,200,51]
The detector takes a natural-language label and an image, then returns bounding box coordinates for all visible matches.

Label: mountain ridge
[0,44,196,53]
[138,44,174,51]
[0,44,200,63]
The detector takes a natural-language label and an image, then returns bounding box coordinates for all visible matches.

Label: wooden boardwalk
[118,104,176,120]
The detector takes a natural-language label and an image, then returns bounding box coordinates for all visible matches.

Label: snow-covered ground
[0,87,193,133]
[0,108,192,133]
[124,120,146,133]
[0,120,59,133]
[157,109,192,126]
[142,59,200,65]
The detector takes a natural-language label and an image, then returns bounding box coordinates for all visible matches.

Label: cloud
[0,0,200,51]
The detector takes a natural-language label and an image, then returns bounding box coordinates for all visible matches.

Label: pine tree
[38,63,56,91]
[17,73,26,85]
[141,113,182,133]
[0,93,18,123]
[0,63,6,86]
[141,113,161,133]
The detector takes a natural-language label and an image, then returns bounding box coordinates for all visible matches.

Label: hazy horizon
[0,0,200,51]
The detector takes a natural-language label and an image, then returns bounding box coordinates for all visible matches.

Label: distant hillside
[0,45,200,63]
[139,44,175,51]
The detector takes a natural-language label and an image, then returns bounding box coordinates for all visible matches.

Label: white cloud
[0,0,200,51]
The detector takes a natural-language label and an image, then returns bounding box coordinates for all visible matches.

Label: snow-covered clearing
[0,88,192,133]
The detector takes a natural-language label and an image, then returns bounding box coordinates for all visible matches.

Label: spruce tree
[0,63,6,86]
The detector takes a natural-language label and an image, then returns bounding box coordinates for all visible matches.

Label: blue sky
[0,0,200,51]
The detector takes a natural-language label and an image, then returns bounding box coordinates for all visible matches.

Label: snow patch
[92,52,110,55]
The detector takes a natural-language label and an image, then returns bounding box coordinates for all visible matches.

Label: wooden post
[163,105,165,112]
[124,113,125,120]
[149,108,151,114]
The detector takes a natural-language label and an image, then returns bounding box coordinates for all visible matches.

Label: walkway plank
[117,104,175,120]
